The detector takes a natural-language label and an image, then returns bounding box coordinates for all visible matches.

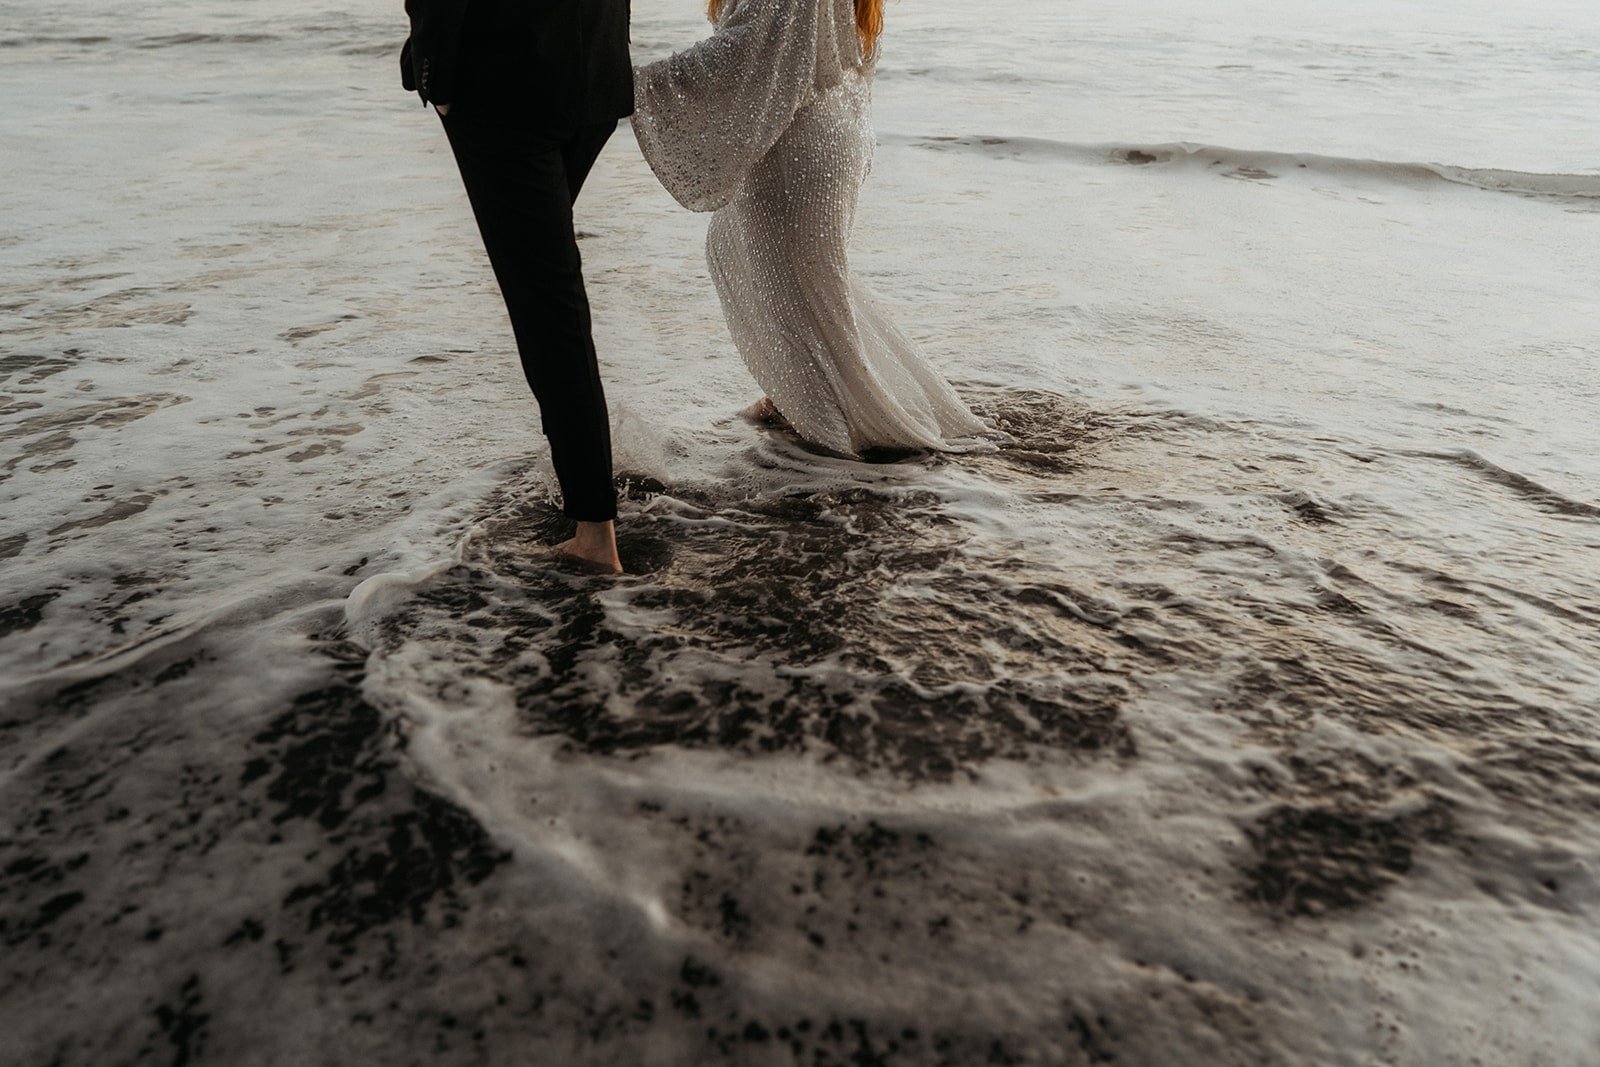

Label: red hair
[707,0,884,55]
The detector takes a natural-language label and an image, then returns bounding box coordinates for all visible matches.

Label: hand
[435,102,451,116]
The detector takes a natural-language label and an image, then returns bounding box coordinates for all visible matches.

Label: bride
[632,0,1001,457]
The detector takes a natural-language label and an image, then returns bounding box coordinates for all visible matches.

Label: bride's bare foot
[553,520,623,575]
[742,396,789,426]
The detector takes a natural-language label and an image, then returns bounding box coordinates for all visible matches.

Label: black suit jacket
[401,0,633,126]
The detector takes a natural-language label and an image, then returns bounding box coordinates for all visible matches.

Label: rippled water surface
[3,1,1598,1064]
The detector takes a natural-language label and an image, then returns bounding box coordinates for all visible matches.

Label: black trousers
[440,105,618,522]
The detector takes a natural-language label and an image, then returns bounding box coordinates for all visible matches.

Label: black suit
[401,0,633,124]
[401,0,633,522]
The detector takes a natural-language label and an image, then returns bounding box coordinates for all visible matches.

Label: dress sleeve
[631,0,834,212]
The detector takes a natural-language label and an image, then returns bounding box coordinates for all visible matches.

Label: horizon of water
[2,1,1599,1064]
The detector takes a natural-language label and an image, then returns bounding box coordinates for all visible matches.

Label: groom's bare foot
[742,397,789,426]
[554,520,623,575]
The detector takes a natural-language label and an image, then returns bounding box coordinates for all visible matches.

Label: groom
[401,0,634,574]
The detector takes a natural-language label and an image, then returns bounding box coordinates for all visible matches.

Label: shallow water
[3,1,1599,1064]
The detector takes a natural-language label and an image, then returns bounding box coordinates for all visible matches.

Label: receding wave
[1414,447,1600,519]
[888,133,1600,206]
[135,32,280,48]
[0,34,112,48]
[3,31,285,50]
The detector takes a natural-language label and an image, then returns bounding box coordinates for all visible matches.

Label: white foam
[4,0,1599,1061]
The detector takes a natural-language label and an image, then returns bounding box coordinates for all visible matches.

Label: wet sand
[4,1,1600,1064]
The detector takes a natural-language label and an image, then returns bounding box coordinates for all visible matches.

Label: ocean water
[3,1,1599,1063]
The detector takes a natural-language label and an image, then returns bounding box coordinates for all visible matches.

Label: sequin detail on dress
[632,0,1000,457]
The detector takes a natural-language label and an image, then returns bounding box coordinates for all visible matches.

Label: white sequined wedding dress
[632,0,998,457]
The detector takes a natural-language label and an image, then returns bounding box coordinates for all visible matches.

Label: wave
[2,31,282,50]
[1414,447,1600,520]
[0,34,112,48]
[134,32,280,48]
[886,133,1600,206]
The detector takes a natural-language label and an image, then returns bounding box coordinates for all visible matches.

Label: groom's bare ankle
[557,520,622,574]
